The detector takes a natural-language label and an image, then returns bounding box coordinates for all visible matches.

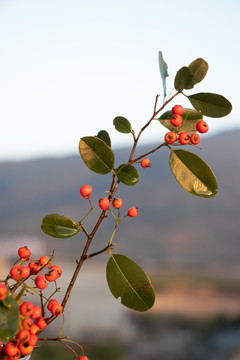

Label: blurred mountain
[0,130,239,269]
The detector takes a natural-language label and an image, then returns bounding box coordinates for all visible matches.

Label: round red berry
[190,133,201,145]
[22,317,33,330]
[78,357,89,360]
[18,342,34,355]
[127,206,138,217]
[10,265,22,281]
[0,284,7,301]
[164,131,177,144]
[170,114,183,127]
[18,246,31,259]
[4,341,19,357]
[196,120,209,133]
[99,197,110,211]
[35,275,48,290]
[47,299,59,312]
[80,184,92,199]
[28,261,41,275]
[35,316,48,330]
[112,198,123,209]
[141,158,151,168]
[39,256,51,268]
[17,329,31,343]
[20,266,31,279]
[178,132,190,145]
[28,333,38,346]
[51,303,63,316]
[172,105,184,115]
[30,305,42,319]
[20,301,34,317]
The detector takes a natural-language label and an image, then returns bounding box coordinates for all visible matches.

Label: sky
[0,0,239,161]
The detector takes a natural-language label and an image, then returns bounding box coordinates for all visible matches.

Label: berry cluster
[164,105,209,146]
[80,184,138,217]
[0,247,64,359]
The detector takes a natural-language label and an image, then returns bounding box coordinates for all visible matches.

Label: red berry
[178,132,190,145]
[17,329,31,343]
[10,266,22,281]
[172,105,184,115]
[39,256,51,268]
[29,323,40,335]
[78,357,89,360]
[4,341,19,357]
[140,158,151,168]
[47,299,59,312]
[28,261,41,275]
[27,333,38,346]
[51,303,63,316]
[35,317,47,330]
[190,133,201,144]
[127,206,138,217]
[22,317,33,330]
[45,269,58,282]
[20,266,30,279]
[18,246,31,260]
[50,265,62,277]
[35,275,48,290]
[170,114,183,127]
[99,197,110,211]
[112,198,123,209]
[80,184,92,199]
[20,301,34,317]
[30,305,42,319]
[0,284,7,301]
[18,342,34,355]
[196,120,209,133]
[164,131,177,144]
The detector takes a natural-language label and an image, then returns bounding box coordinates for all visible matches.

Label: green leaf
[116,164,139,186]
[79,136,114,174]
[169,149,218,198]
[96,130,111,147]
[41,214,80,238]
[0,295,19,341]
[187,93,232,118]
[174,66,194,91]
[106,254,155,312]
[113,116,132,134]
[158,108,203,135]
[158,51,169,97]
[188,58,209,85]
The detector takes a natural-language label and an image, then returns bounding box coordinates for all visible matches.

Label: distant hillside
[0,130,240,269]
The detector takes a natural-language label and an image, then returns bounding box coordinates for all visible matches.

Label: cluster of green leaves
[0,294,19,341]
[41,54,232,315]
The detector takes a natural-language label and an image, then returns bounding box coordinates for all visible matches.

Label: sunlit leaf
[79,136,114,174]
[41,214,80,238]
[169,149,218,198]
[106,254,155,312]
[116,164,139,186]
[187,93,232,118]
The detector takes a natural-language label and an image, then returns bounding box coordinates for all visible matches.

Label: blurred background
[0,1,240,359]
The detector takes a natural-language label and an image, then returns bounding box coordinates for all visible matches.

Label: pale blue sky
[0,0,239,161]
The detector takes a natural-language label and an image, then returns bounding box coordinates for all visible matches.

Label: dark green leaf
[116,164,139,186]
[187,93,232,118]
[158,108,203,135]
[169,149,218,198]
[158,51,169,97]
[188,58,209,85]
[174,66,194,91]
[79,136,114,174]
[0,295,19,341]
[106,254,155,312]
[96,130,111,147]
[41,214,80,238]
[113,116,132,134]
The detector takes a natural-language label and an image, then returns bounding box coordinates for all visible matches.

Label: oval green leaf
[41,214,80,238]
[79,136,114,174]
[106,254,155,312]
[169,149,218,198]
[158,108,203,135]
[187,92,232,118]
[0,295,19,341]
[188,58,209,85]
[116,164,139,186]
[97,130,111,147]
[113,116,132,134]
[174,66,194,91]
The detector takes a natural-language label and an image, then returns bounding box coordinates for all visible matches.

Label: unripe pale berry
[164,131,177,144]
[99,197,110,211]
[170,114,183,127]
[178,132,190,145]
[0,284,7,301]
[35,275,48,290]
[196,120,209,133]
[190,133,201,145]
[18,246,31,260]
[80,184,92,199]
[141,158,151,168]
[127,206,138,217]
[112,198,123,209]
[172,105,184,115]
